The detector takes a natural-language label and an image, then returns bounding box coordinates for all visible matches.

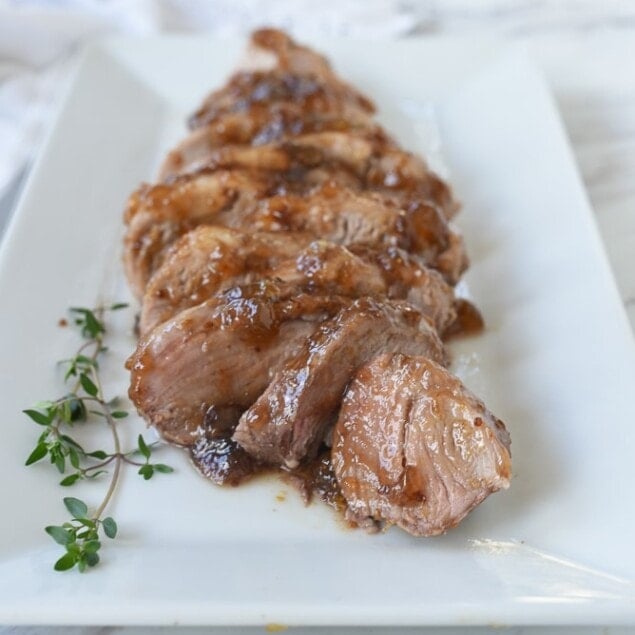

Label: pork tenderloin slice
[245,184,449,263]
[160,110,383,181]
[141,223,456,335]
[170,126,394,183]
[184,131,458,223]
[123,169,267,298]
[332,353,511,536]
[191,131,378,176]
[139,226,313,334]
[189,29,375,130]
[124,170,451,299]
[233,299,446,468]
[127,281,351,446]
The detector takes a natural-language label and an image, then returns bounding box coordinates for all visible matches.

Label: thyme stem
[22,303,173,572]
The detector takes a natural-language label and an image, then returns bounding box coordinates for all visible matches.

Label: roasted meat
[233,299,446,468]
[331,354,511,535]
[188,28,375,131]
[127,281,357,446]
[124,173,458,298]
[124,28,508,537]
[140,226,458,335]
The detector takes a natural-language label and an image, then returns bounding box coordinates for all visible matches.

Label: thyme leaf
[23,304,173,572]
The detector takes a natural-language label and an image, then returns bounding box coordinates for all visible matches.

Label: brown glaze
[140,224,457,335]
[127,282,354,445]
[190,432,347,518]
[281,448,347,512]
[233,298,447,468]
[444,298,485,339]
[190,434,261,486]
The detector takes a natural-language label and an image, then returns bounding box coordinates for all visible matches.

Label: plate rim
[1,34,634,626]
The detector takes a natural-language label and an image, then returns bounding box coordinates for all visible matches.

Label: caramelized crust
[124,172,458,299]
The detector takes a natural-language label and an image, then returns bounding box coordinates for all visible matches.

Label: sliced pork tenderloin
[233,299,446,468]
[332,353,511,536]
[127,282,352,446]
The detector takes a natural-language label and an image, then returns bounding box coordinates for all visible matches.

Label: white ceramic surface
[0,36,634,626]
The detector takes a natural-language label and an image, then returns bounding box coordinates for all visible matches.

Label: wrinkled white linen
[0,0,419,203]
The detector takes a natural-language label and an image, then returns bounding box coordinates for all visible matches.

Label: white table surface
[1,2,634,634]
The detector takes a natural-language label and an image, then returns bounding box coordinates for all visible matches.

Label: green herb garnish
[23,304,173,572]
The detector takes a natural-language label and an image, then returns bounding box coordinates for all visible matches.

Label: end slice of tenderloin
[188,29,375,131]
[127,281,351,446]
[244,28,372,97]
[331,353,511,536]
[233,299,447,469]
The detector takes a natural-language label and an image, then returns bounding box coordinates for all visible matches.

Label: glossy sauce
[190,433,346,514]
[444,298,485,339]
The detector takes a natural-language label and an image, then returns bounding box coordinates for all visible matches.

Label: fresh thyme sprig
[23,304,173,572]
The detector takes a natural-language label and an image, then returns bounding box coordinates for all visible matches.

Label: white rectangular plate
[1,36,634,627]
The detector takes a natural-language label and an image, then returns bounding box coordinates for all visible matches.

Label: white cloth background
[2,2,635,633]
[0,0,420,207]
[4,0,635,212]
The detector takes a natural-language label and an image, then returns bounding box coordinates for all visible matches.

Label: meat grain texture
[124,28,510,537]
[332,354,511,536]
